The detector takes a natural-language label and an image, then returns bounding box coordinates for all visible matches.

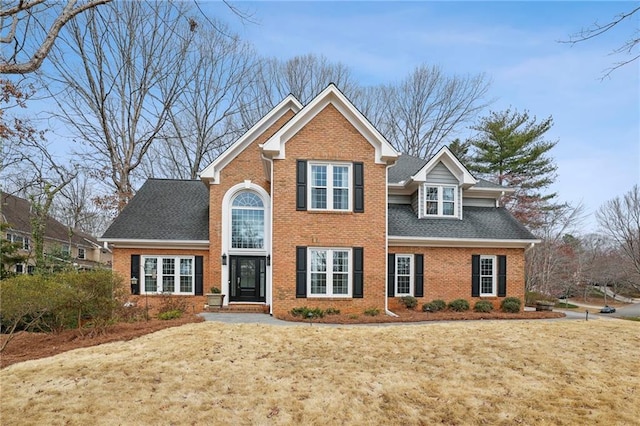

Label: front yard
[2,318,638,425]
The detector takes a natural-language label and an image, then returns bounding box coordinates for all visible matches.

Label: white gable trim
[261,84,398,165]
[199,95,303,184]
[411,146,477,187]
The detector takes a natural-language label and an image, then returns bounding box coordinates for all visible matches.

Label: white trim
[422,183,459,218]
[98,239,209,250]
[307,247,352,298]
[410,146,477,187]
[141,255,196,295]
[200,95,302,184]
[308,161,353,212]
[395,254,414,296]
[261,84,398,165]
[385,164,398,317]
[479,255,497,297]
[388,236,540,248]
[221,182,271,304]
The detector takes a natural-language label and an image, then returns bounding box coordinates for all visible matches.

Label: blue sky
[204,1,639,231]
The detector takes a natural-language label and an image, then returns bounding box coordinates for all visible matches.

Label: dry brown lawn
[1,318,638,425]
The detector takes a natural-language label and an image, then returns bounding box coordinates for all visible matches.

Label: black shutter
[387,253,395,297]
[353,247,364,298]
[353,162,364,213]
[414,254,424,297]
[195,256,204,296]
[471,254,480,297]
[296,160,307,211]
[296,246,307,298]
[130,255,140,295]
[497,255,507,297]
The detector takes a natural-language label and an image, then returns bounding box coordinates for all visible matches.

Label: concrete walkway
[199,309,611,325]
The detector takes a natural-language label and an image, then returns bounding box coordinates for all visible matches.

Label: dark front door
[229,256,266,302]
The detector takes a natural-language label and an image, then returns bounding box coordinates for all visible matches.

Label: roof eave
[98,238,210,250]
[388,236,540,248]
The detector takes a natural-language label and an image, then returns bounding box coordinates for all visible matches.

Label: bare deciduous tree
[0,0,112,74]
[379,64,491,159]
[596,185,640,290]
[142,21,257,180]
[46,0,196,210]
[562,6,640,78]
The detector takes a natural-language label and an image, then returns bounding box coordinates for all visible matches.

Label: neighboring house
[101,84,538,317]
[1,192,112,273]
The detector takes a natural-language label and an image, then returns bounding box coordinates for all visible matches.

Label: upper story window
[231,191,264,249]
[61,244,71,256]
[423,184,457,217]
[309,163,351,211]
[78,248,86,260]
[6,233,28,250]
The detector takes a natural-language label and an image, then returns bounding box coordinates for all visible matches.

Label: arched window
[231,192,264,249]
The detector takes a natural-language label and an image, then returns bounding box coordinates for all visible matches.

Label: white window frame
[423,184,458,218]
[480,255,497,297]
[77,247,86,260]
[230,191,265,250]
[395,254,414,296]
[307,248,352,298]
[308,162,352,212]
[141,255,195,295]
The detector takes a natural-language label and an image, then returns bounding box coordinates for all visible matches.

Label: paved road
[612,303,640,318]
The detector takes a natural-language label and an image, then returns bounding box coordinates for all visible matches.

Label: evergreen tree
[468,109,558,228]
[448,138,472,167]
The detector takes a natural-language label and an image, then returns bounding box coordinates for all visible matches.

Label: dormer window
[423,184,458,217]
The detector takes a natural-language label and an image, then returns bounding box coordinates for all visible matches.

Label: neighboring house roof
[101,179,209,243]
[1,191,101,248]
[388,154,428,184]
[388,204,538,246]
[261,84,399,165]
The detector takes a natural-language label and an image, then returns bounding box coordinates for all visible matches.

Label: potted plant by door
[206,287,225,309]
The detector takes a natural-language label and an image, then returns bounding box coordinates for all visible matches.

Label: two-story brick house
[101,84,538,317]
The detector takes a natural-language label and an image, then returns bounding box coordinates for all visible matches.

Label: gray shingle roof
[388,154,427,183]
[101,179,209,241]
[388,204,537,240]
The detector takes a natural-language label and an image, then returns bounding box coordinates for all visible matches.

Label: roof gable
[411,146,477,187]
[261,84,398,165]
[199,95,303,184]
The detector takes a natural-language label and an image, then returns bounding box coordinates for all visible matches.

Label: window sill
[306,210,353,215]
[307,296,352,300]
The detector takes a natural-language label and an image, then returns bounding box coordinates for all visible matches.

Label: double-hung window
[142,256,194,295]
[308,248,351,297]
[78,248,86,260]
[424,184,457,217]
[309,163,351,211]
[480,255,496,297]
[395,255,413,296]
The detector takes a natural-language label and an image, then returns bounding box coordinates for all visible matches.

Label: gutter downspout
[385,163,398,318]
[262,153,275,316]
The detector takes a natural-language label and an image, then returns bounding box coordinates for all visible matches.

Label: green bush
[0,270,123,335]
[422,299,447,312]
[501,297,522,313]
[364,308,380,316]
[474,300,494,313]
[158,309,182,320]
[290,307,325,319]
[399,296,418,309]
[448,299,470,312]
[324,307,341,315]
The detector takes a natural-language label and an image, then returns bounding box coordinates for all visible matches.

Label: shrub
[158,309,182,320]
[364,308,380,316]
[448,299,470,312]
[474,300,494,313]
[290,307,324,319]
[157,293,189,317]
[422,299,446,312]
[325,307,341,315]
[501,297,522,313]
[399,296,418,309]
